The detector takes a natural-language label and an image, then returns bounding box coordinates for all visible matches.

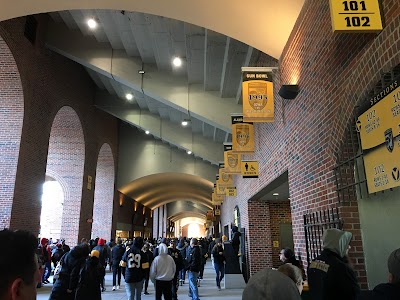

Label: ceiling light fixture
[187,150,192,155]
[126,93,133,101]
[145,130,150,135]
[273,193,279,196]
[172,57,182,67]
[181,119,190,126]
[87,18,97,29]
[138,70,145,74]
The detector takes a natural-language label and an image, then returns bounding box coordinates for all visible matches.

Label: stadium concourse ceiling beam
[119,173,213,210]
[0,0,305,59]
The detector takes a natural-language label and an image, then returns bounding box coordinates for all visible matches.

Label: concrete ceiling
[0,2,304,221]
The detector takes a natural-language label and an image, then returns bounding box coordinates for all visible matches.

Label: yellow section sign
[241,160,259,178]
[226,187,237,197]
[242,70,274,122]
[357,81,400,150]
[363,136,400,193]
[329,0,383,32]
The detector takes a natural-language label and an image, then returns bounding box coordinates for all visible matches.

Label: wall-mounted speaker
[278,85,300,100]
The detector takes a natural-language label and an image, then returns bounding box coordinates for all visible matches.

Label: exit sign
[329,0,383,32]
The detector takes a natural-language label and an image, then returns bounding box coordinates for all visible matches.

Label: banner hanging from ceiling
[224,143,242,174]
[242,67,274,122]
[231,114,254,154]
[218,162,233,187]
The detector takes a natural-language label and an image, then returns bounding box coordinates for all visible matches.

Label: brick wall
[269,201,292,268]
[221,0,399,289]
[0,36,23,229]
[46,106,85,246]
[0,16,119,245]
[92,143,115,240]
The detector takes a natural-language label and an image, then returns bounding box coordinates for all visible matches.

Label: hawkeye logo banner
[242,71,274,122]
[219,164,233,187]
[224,143,241,174]
[212,192,224,205]
[363,135,400,193]
[241,160,259,178]
[231,114,255,154]
[357,81,400,151]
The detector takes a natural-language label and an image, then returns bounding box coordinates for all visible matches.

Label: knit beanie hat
[98,238,105,246]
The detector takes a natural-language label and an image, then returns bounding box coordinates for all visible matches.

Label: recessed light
[145,130,150,135]
[172,57,182,67]
[181,120,188,126]
[87,19,97,29]
[273,193,279,196]
[138,70,145,74]
[187,150,192,155]
[126,93,133,101]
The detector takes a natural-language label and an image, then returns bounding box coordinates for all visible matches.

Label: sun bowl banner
[218,162,233,187]
[231,114,254,154]
[242,68,274,122]
[224,143,241,174]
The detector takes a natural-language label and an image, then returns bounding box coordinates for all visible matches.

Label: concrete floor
[37,261,244,300]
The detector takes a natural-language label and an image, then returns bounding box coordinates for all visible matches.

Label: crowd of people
[1,227,399,300]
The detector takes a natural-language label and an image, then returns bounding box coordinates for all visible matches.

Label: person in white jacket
[150,243,176,300]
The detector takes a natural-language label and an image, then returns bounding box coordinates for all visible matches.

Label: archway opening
[187,223,201,238]
[40,178,64,240]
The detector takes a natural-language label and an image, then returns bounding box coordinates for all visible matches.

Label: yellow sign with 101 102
[329,0,383,33]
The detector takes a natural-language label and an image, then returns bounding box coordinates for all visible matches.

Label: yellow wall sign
[363,136,400,193]
[357,81,400,150]
[231,115,254,154]
[241,160,259,178]
[329,0,383,32]
[226,187,237,197]
[242,70,274,122]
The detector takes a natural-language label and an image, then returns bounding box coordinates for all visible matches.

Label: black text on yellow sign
[231,115,255,154]
[363,136,400,193]
[357,80,400,150]
[242,71,274,123]
[225,187,237,197]
[241,160,259,178]
[329,0,383,33]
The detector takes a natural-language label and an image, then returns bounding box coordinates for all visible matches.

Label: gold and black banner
[242,69,274,122]
[231,114,254,154]
[212,192,224,205]
[224,143,241,174]
[218,162,233,187]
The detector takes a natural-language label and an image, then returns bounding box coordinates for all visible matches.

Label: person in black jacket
[307,228,360,300]
[211,238,225,290]
[121,237,148,300]
[49,243,90,300]
[111,238,125,291]
[168,240,184,300]
[357,247,400,300]
[142,242,154,295]
[231,226,241,257]
[177,238,188,285]
[74,250,105,300]
[279,247,305,279]
[186,238,201,300]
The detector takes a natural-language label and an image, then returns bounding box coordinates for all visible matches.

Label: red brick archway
[0,36,24,229]
[45,106,85,246]
[91,143,115,240]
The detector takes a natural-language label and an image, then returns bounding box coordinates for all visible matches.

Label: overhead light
[125,93,133,101]
[172,57,182,67]
[138,70,145,74]
[145,130,150,135]
[187,150,192,155]
[273,193,279,196]
[181,119,190,126]
[87,19,97,29]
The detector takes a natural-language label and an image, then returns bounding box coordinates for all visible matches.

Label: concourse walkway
[37,261,244,300]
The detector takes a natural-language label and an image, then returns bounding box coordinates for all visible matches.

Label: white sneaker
[112,286,116,291]
[116,285,120,290]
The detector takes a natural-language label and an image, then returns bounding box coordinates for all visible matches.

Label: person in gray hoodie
[307,228,360,300]
[150,243,176,300]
